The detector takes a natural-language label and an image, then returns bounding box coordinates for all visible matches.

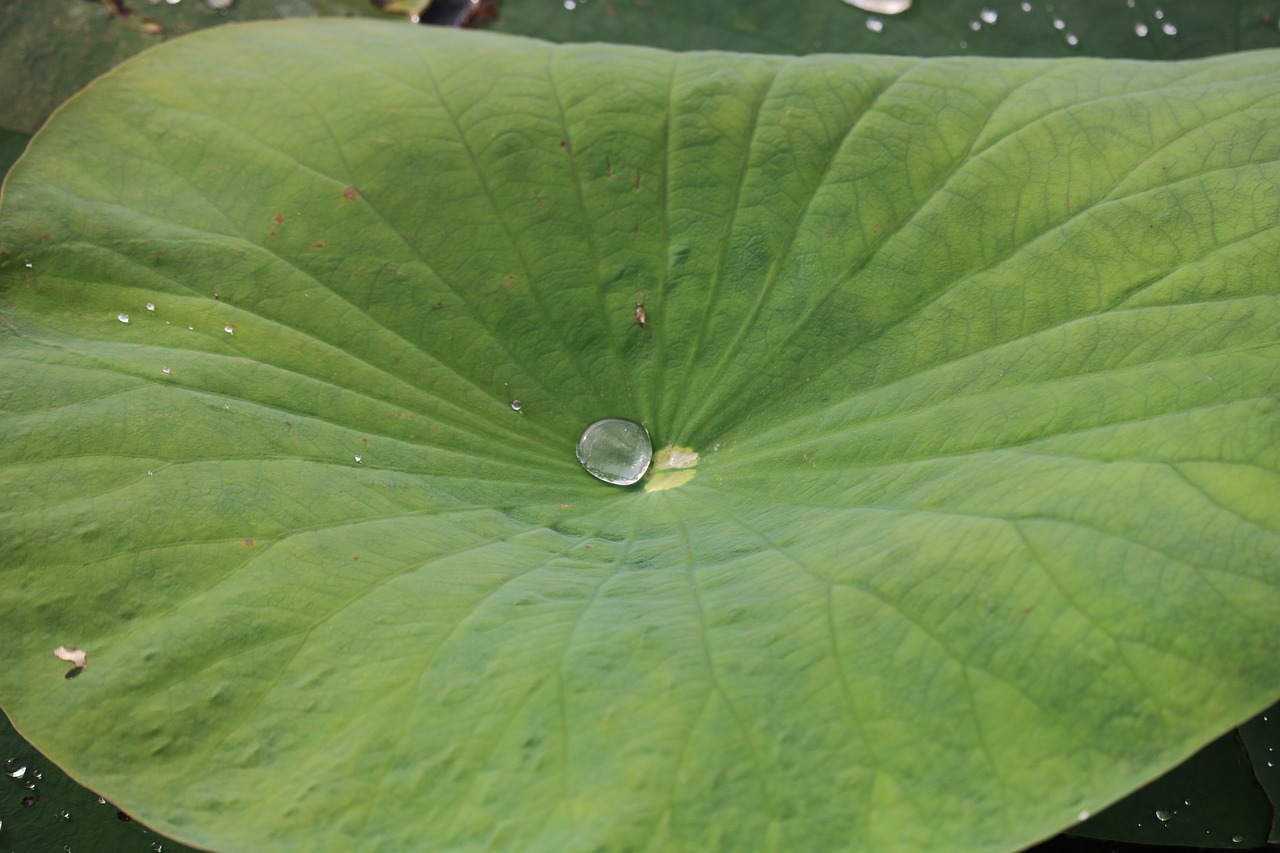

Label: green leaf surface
[0,0,393,135]
[1,20,1279,853]
[493,0,1280,59]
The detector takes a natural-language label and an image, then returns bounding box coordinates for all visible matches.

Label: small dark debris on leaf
[431,301,444,311]
[117,810,132,821]
[99,0,133,18]
[414,0,501,27]
[22,795,39,807]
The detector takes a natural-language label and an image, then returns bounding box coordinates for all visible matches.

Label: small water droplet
[59,809,70,819]
[1078,810,1090,822]
[1153,7,1164,18]
[508,399,523,412]
[152,843,164,852]
[147,470,155,476]
[187,325,194,331]
[1233,836,1244,844]
[224,325,234,334]
[1020,1,1031,10]
[7,764,26,779]
[1184,799,1191,805]
[1155,809,1172,821]
[118,313,130,324]
[146,302,155,311]
[32,770,41,779]
[354,455,362,463]
[980,8,997,23]
[1135,21,1149,36]
[1161,21,1177,35]
[1052,17,1065,29]
[1268,761,1274,767]
[24,259,33,268]
[576,419,653,486]
[161,366,171,375]
[969,19,981,30]
[97,797,107,804]
[1065,32,1079,45]
[865,16,883,31]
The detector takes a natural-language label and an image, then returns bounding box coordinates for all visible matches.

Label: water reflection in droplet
[1162,21,1177,35]
[24,259,33,268]
[1155,809,1172,821]
[1153,7,1164,18]
[1052,17,1065,29]
[969,19,981,30]
[7,765,26,779]
[118,313,130,324]
[563,0,575,8]
[1233,836,1244,844]
[1065,32,1079,45]
[980,8,997,24]
[510,399,522,411]
[224,325,234,334]
[866,16,884,31]
[146,302,156,311]
[1135,21,1149,36]
[576,418,652,486]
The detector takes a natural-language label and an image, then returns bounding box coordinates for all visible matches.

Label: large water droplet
[7,764,26,779]
[1052,17,1066,29]
[843,0,911,13]
[117,313,130,324]
[1161,21,1177,35]
[980,8,997,24]
[1135,21,1149,36]
[146,302,156,311]
[510,399,522,412]
[1155,808,1172,821]
[576,419,652,486]
[1233,836,1244,844]
[1020,1,1031,10]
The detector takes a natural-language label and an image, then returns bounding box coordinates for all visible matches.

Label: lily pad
[1,21,1278,853]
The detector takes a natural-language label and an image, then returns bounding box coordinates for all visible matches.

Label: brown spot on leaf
[275,212,285,225]
[140,17,163,35]
[268,229,278,238]
[633,174,641,190]
[343,186,358,201]
[559,139,569,150]
[312,242,326,250]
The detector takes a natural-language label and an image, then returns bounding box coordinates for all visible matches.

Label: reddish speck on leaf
[559,503,572,509]
[583,544,593,550]
[268,229,278,238]
[361,437,369,445]
[312,242,326,249]
[343,186,358,201]
[275,212,285,225]
[41,233,50,242]
[244,539,254,547]
[155,250,165,261]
